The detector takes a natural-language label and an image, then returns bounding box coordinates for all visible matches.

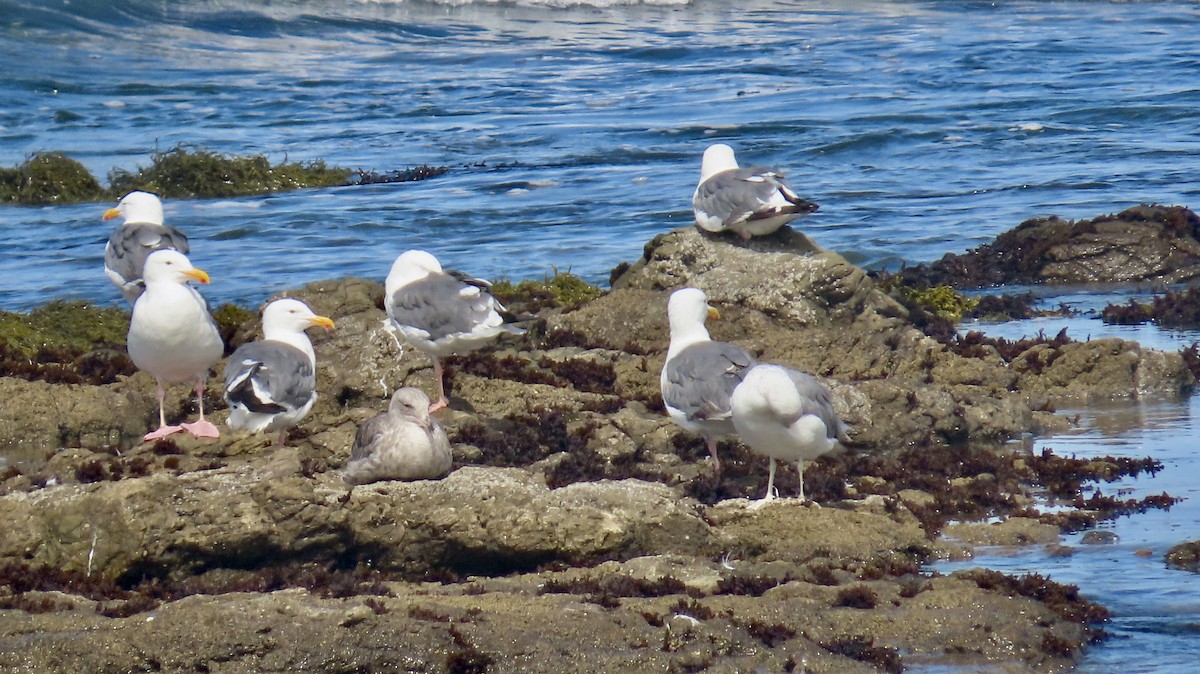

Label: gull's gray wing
[663,340,756,422]
[693,167,817,228]
[387,272,501,341]
[223,341,315,414]
[105,222,189,286]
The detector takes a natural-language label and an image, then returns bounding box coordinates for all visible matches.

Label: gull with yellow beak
[127,249,224,441]
[660,287,756,472]
[103,191,190,304]
[223,298,335,446]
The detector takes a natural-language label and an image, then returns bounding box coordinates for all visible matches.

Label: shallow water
[3,0,1200,669]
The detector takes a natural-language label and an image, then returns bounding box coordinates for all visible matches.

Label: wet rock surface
[0,222,1189,672]
[893,204,1200,288]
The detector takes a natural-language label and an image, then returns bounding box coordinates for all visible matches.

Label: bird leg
[143,381,183,442]
[428,358,450,413]
[181,377,220,439]
[765,457,778,501]
[704,435,722,474]
[796,458,806,502]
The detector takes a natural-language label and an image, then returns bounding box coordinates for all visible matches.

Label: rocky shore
[0,220,1193,673]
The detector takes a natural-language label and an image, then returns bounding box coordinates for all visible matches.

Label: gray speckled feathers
[343,387,452,485]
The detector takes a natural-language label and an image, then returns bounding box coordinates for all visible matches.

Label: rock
[944,517,1062,546]
[896,205,1200,287]
[1165,541,1200,571]
[1079,531,1119,545]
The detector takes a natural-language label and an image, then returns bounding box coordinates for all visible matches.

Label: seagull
[660,287,756,473]
[342,387,453,486]
[730,363,847,503]
[126,249,224,442]
[692,143,818,240]
[384,250,524,413]
[103,191,190,304]
[223,299,335,446]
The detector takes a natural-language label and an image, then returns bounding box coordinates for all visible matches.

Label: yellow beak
[707,306,720,321]
[103,207,120,221]
[183,268,211,284]
[309,315,335,330]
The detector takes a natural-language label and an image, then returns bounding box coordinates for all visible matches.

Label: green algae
[0,153,107,205]
[876,277,979,322]
[491,270,603,313]
[0,301,130,357]
[0,146,449,205]
[108,146,353,199]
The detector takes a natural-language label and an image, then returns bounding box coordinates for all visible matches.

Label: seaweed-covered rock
[896,205,1200,287]
[1165,540,1200,572]
[0,152,107,205]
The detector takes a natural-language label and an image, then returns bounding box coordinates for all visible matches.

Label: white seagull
[692,143,818,240]
[103,191,190,304]
[126,249,224,442]
[731,363,847,503]
[223,299,335,446]
[384,250,524,413]
[660,287,756,473]
[342,387,453,486]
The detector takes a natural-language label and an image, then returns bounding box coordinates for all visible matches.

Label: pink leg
[144,381,183,442]
[704,435,722,474]
[428,358,449,413]
[181,377,220,439]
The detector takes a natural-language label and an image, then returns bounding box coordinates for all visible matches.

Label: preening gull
[730,363,847,503]
[385,249,524,413]
[660,287,756,472]
[126,249,224,442]
[223,299,335,446]
[342,387,452,486]
[103,191,190,304]
[692,143,818,240]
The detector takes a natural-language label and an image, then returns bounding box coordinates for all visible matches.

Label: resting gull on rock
[660,287,756,473]
[103,191,189,304]
[223,298,335,446]
[126,249,224,442]
[342,387,452,486]
[731,363,847,504]
[384,249,524,413]
[692,143,818,240]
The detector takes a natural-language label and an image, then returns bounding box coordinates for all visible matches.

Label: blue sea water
[2,0,1200,670]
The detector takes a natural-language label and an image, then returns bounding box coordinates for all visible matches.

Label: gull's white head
[699,143,739,182]
[104,191,164,225]
[261,298,335,338]
[667,287,720,344]
[387,249,444,288]
[141,249,208,286]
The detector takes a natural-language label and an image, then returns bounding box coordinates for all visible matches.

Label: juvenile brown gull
[692,143,818,240]
[660,287,756,473]
[384,249,524,413]
[342,387,452,486]
[223,298,335,446]
[126,249,224,442]
[103,191,189,304]
[730,363,847,503]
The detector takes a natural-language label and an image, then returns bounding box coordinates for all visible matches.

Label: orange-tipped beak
[707,306,720,321]
[103,207,120,221]
[309,315,335,330]
[183,268,211,284]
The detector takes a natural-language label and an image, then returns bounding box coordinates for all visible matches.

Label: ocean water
[2,0,1200,670]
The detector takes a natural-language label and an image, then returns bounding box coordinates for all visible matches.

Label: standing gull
[342,387,453,486]
[660,287,756,472]
[731,363,847,503]
[126,249,224,442]
[692,143,818,240]
[223,299,335,446]
[385,250,524,413]
[103,191,190,304]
